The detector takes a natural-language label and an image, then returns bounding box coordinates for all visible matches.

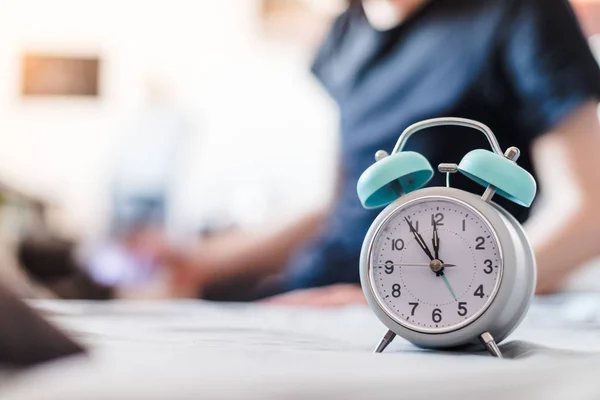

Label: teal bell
[458,148,537,207]
[357,151,434,209]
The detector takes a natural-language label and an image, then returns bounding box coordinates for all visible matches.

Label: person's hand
[535,263,573,295]
[121,226,170,263]
[262,284,367,307]
[532,208,600,296]
[119,227,207,298]
[162,248,209,298]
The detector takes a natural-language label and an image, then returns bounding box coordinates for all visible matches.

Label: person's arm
[165,210,327,298]
[499,0,600,293]
[203,211,326,283]
[527,100,600,294]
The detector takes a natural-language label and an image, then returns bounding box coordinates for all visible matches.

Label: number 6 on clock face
[368,196,502,333]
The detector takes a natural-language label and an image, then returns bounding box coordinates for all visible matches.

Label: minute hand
[404,217,435,260]
[432,221,440,260]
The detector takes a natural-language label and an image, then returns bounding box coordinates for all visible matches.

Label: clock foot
[480,332,503,358]
[374,330,396,353]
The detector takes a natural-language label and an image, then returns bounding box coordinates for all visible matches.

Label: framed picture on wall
[21,54,101,97]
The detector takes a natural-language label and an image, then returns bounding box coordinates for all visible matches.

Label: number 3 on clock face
[368,197,503,333]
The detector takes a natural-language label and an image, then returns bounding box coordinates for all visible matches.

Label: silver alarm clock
[356,118,537,357]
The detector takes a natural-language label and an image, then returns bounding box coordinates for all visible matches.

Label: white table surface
[0,295,599,399]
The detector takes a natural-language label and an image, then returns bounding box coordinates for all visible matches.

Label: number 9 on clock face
[368,197,503,333]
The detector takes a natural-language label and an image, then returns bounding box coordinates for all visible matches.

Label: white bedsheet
[1,295,600,399]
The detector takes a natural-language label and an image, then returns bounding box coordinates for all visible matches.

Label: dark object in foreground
[0,283,85,367]
[18,237,113,300]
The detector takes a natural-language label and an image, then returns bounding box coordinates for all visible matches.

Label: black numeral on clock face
[483,259,493,274]
[409,302,419,316]
[385,260,394,275]
[431,213,444,226]
[475,237,485,250]
[474,285,485,298]
[392,284,401,298]
[432,308,442,323]
[391,239,404,251]
[457,302,468,316]
[407,220,419,232]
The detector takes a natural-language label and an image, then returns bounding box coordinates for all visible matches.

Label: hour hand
[404,217,434,260]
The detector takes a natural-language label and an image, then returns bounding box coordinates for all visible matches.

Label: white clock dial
[368,197,503,333]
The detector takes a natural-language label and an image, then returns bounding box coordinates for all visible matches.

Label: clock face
[368,197,503,333]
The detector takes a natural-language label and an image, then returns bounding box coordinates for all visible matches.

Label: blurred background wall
[0,0,340,240]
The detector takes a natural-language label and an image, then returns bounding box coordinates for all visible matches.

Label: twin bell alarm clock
[356,118,537,358]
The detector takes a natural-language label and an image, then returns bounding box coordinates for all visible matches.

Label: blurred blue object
[111,81,192,236]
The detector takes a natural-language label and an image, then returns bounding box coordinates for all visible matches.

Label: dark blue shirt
[284,0,600,290]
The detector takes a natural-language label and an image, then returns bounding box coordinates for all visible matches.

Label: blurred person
[162,0,600,304]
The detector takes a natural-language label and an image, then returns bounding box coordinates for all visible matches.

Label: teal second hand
[441,274,457,301]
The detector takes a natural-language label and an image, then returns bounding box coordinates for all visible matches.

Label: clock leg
[374,330,396,353]
[480,332,503,358]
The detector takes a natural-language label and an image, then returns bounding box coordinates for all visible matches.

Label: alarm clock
[356,118,537,358]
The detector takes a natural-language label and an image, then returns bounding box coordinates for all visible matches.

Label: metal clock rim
[365,194,504,335]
